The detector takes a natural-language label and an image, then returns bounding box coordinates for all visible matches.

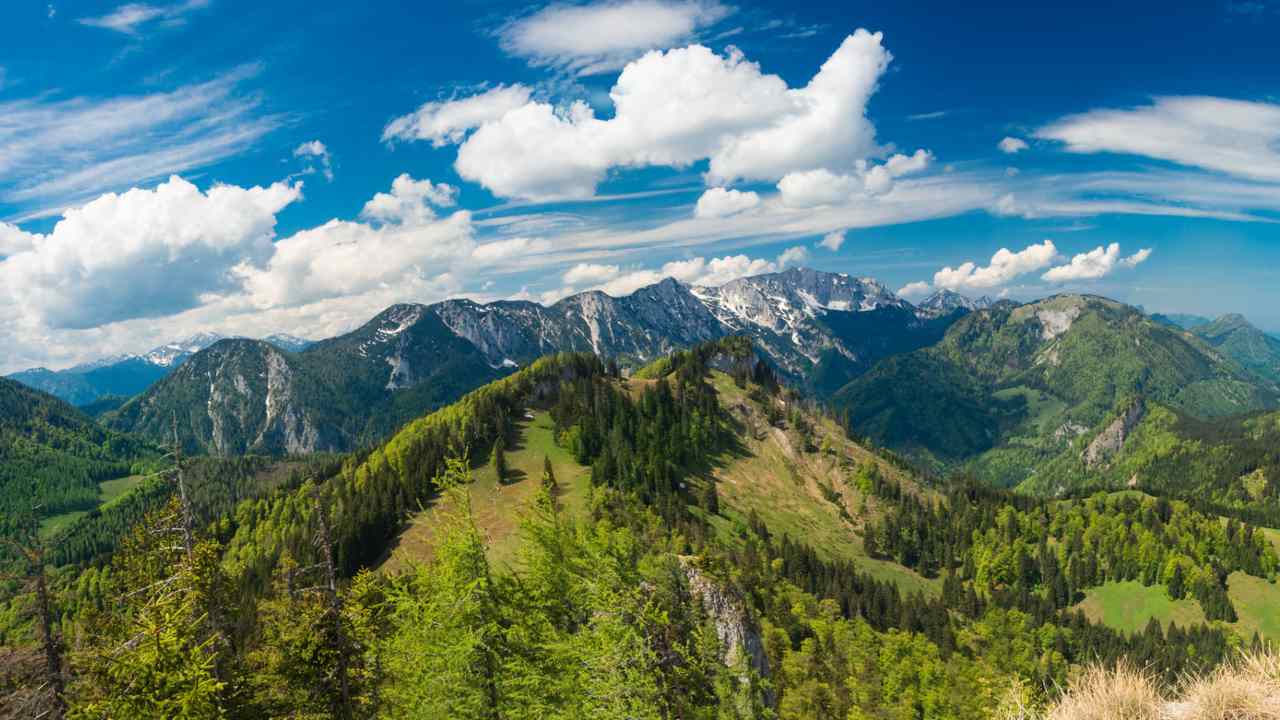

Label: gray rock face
[679,558,773,706]
[916,289,993,318]
[1083,400,1145,468]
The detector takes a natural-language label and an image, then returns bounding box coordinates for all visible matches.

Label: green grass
[993,385,1068,440]
[1227,572,1280,642]
[1078,575,1280,642]
[380,411,592,573]
[38,474,146,538]
[1077,581,1207,633]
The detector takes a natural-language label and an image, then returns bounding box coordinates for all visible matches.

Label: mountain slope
[833,295,1280,478]
[107,309,502,454]
[1189,313,1280,384]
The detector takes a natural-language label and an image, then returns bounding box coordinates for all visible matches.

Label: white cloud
[242,177,475,310]
[897,281,932,300]
[777,149,932,208]
[818,230,845,251]
[1036,96,1280,182]
[431,31,893,201]
[0,66,277,212]
[471,236,552,264]
[559,252,778,299]
[293,140,333,181]
[0,176,301,329]
[360,174,458,225]
[694,187,760,218]
[667,254,776,286]
[563,262,621,285]
[382,84,533,146]
[777,245,809,268]
[998,136,1029,154]
[1042,243,1152,282]
[497,0,732,75]
[77,0,210,35]
[933,240,1060,291]
[0,222,39,256]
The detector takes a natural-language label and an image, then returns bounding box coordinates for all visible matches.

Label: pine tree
[540,455,557,496]
[380,458,506,719]
[491,438,508,483]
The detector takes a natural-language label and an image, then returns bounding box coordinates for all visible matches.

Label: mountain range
[12,267,1280,466]
[5,332,314,406]
[102,269,966,454]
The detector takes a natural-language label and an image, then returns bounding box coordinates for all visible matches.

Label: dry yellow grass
[1044,662,1163,720]
[1012,649,1280,720]
[1175,650,1280,720]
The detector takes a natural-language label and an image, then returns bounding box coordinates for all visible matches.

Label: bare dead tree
[1,525,67,720]
[312,485,354,720]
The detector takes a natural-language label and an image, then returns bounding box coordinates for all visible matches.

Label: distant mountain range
[6,332,314,406]
[105,269,969,454]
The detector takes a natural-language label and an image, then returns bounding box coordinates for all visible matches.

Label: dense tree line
[863,468,1277,632]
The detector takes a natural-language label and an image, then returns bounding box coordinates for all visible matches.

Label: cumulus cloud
[777,149,932,208]
[382,84,533,146]
[1036,96,1280,182]
[694,187,760,218]
[897,281,932,300]
[563,262,621,285]
[1041,243,1152,282]
[998,136,1029,154]
[242,176,474,309]
[777,245,809,268]
[933,240,1060,291]
[557,252,778,299]
[407,31,893,201]
[293,140,333,181]
[0,176,301,329]
[360,174,458,225]
[497,0,732,75]
[818,230,846,251]
[0,222,39,256]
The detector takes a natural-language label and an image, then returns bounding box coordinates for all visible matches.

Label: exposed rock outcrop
[678,557,774,707]
[1082,400,1145,469]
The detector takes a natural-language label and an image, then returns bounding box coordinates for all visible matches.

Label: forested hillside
[834,295,1280,479]
[0,378,154,539]
[3,338,1276,718]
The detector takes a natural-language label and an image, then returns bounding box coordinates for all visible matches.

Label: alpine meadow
[3,1,1280,718]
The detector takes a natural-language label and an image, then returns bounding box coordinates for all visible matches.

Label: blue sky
[1,0,1278,372]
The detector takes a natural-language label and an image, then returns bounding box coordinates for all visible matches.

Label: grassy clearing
[1078,576,1280,642]
[993,385,1068,440]
[380,411,592,574]
[1227,571,1280,641]
[1077,581,1207,633]
[38,474,146,538]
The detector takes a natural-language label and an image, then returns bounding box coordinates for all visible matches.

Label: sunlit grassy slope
[379,411,591,573]
[379,371,939,597]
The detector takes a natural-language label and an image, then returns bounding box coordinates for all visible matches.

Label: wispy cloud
[0,66,279,217]
[77,0,211,36]
[496,0,733,76]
